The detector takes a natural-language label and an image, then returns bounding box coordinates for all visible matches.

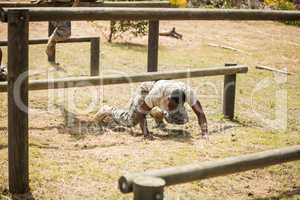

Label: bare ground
[0,18,300,200]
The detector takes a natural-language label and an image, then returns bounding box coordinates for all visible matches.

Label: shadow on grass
[29,143,59,150]
[153,127,193,143]
[253,187,300,200]
[1,187,35,200]
[12,192,35,200]
[110,42,147,52]
[0,142,59,150]
[209,124,239,134]
[0,125,62,132]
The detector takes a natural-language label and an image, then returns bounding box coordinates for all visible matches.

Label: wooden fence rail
[0,36,97,46]
[0,1,170,8]
[0,36,100,76]
[118,145,300,199]
[0,66,248,92]
[1,8,300,22]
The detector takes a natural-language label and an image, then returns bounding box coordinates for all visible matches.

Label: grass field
[0,19,300,200]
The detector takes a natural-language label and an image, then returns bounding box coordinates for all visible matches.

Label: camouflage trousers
[111,83,189,127]
[48,21,71,46]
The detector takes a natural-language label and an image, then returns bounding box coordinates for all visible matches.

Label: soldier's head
[167,89,186,111]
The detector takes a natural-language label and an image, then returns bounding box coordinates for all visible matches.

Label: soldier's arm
[191,100,208,139]
[137,101,153,139]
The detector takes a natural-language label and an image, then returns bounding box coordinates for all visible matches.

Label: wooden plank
[1,8,300,22]
[0,1,170,8]
[0,36,100,46]
[0,65,248,92]
[223,63,237,119]
[119,145,300,193]
[91,1,170,7]
[0,1,70,7]
[256,65,291,75]
[7,9,29,194]
[90,37,100,76]
[147,20,159,72]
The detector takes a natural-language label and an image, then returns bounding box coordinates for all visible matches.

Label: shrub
[264,0,299,26]
[107,0,187,42]
[108,20,148,42]
[264,0,296,9]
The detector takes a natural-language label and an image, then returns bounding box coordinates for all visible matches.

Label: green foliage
[264,0,296,9]
[108,20,148,42]
[264,0,300,26]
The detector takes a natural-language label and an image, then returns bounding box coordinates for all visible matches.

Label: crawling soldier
[95,80,208,139]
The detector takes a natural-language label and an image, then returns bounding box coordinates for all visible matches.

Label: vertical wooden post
[7,9,29,194]
[223,63,237,120]
[147,20,159,72]
[48,21,56,62]
[133,176,165,200]
[90,38,100,76]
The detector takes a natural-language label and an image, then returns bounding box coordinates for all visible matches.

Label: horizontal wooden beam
[119,145,300,193]
[0,36,99,46]
[0,66,248,92]
[90,1,170,7]
[1,8,300,22]
[0,1,170,8]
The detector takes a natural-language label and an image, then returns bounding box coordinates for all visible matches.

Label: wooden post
[90,37,100,76]
[133,176,165,200]
[48,21,55,62]
[223,63,237,120]
[7,9,29,194]
[147,20,159,72]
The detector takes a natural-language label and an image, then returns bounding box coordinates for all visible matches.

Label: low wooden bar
[0,66,248,92]
[119,145,300,194]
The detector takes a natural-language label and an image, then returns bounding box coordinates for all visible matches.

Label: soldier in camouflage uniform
[0,48,7,82]
[45,0,80,59]
[95,80,209,139]
[46,20,72,58]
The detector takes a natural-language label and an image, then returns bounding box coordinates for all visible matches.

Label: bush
[108,20,148,42]
[107,0,187,42]
[264,0,300,26]
[264,0,296,9]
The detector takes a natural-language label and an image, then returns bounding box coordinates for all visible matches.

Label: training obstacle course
[0,6,299,197]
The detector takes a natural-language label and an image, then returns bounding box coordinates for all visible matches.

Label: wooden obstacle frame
[0,36,100,76]
[0,6,299,196]
[119,145,300,200]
